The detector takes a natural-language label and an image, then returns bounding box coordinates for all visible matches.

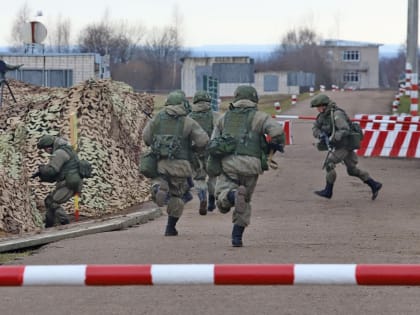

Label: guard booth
[203,75,219,111]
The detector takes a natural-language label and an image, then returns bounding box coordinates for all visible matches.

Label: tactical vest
[57,145,80,179]
[222,107,260,158]
[152,111,190,160]
[188,110,213,137]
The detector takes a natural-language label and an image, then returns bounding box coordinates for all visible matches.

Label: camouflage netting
[0,79,153,234]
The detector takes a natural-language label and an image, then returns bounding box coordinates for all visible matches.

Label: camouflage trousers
[44,181,74,228]
[215,173,258,227]
[324,148,370,184]
[152,176,189,218]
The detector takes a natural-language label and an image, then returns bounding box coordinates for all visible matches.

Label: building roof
[320,39,382,48]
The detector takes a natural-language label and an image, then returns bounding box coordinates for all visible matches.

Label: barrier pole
[3,264,420,286]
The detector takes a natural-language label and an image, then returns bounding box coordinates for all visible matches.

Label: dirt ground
[2,89,420,315]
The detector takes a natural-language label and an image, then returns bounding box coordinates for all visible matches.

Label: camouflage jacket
[143,103,209,177]
[312,102,351,148]
[212,99,284,176]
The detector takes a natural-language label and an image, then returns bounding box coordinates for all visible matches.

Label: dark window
[343,71,359,82]
[342,50,360,62]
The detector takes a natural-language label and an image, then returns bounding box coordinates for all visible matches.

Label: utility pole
[407,0,418,115]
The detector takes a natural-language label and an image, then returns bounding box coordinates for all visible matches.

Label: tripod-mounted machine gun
[0,60,23,107]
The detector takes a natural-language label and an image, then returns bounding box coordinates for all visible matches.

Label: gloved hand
[31,171,40,179]
[319,131,329,143]
[269,142,284,154]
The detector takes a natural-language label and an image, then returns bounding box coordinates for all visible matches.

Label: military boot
[208,194,216,212]
[314,183,333,199]
[181,191,193,204]
[165,216,179,236]
[198,189,207,215]
[44,211,55,228]
[231,224,245,247]
[364,178,382,200]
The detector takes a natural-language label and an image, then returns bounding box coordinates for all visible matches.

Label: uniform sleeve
[262,114,285,145]
[188,118,209,148]
[312,119,322,138]
[210,113,224,140]
[142,119,154,146]
[333,111,350,141]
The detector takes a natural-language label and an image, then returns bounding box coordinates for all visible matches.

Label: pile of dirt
[0,79,153,234]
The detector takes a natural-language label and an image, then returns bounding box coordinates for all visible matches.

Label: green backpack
[79,160,93,178]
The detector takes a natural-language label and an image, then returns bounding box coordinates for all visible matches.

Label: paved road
[2,90,420,315]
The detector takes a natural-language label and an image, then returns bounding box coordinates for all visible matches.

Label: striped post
[320,85,325,92]
[309,87,314,96]
[410,71,418,116]
[2,264,420,286]
[406,62,412,96]
[392,94,400,114]
[399,83,405,96]
[274,101,281,113]
[291,94,297,105]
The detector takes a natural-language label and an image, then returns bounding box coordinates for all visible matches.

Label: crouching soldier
[33,134,83,228]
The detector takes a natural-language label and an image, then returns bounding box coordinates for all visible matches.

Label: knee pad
[216,200,231,214]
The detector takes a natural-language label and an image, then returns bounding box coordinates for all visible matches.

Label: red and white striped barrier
[274,119,292,145]
[275,114,420,158]
[2,264,420,286]
[356,129,420,158]
[354,114,420,129]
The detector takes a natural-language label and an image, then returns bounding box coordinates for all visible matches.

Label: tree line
[8,3,407,92]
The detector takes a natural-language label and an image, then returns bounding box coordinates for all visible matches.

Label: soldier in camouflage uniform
[211,85,285,247]
[188,90,221,215]
[143,91,209,236]
[311,94,382,200]
[33,135,83,228]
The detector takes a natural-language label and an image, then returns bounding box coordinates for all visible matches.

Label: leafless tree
[46,15,72,53]
[77,10,145,64]
[8,2,32,52]
[257,26,332,87]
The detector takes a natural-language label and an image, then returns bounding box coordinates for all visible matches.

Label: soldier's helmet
[165,90,187,106]
[37,135,55,149]
[310,94,330,107]
[233,85,259,103]
[193,90,212,104]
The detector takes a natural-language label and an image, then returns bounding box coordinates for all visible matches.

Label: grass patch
[398,94,412,114]
[0,250,32,264]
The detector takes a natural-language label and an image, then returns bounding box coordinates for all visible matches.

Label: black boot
[231,224,245,247]
[227,190,236,205]
[314,183,333,199]
[181,191,193,204]
[165,216,179,236]
[365,178,382,200]
[198,189,207,215]
[45,212,55,228]
[208,195,216,211]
